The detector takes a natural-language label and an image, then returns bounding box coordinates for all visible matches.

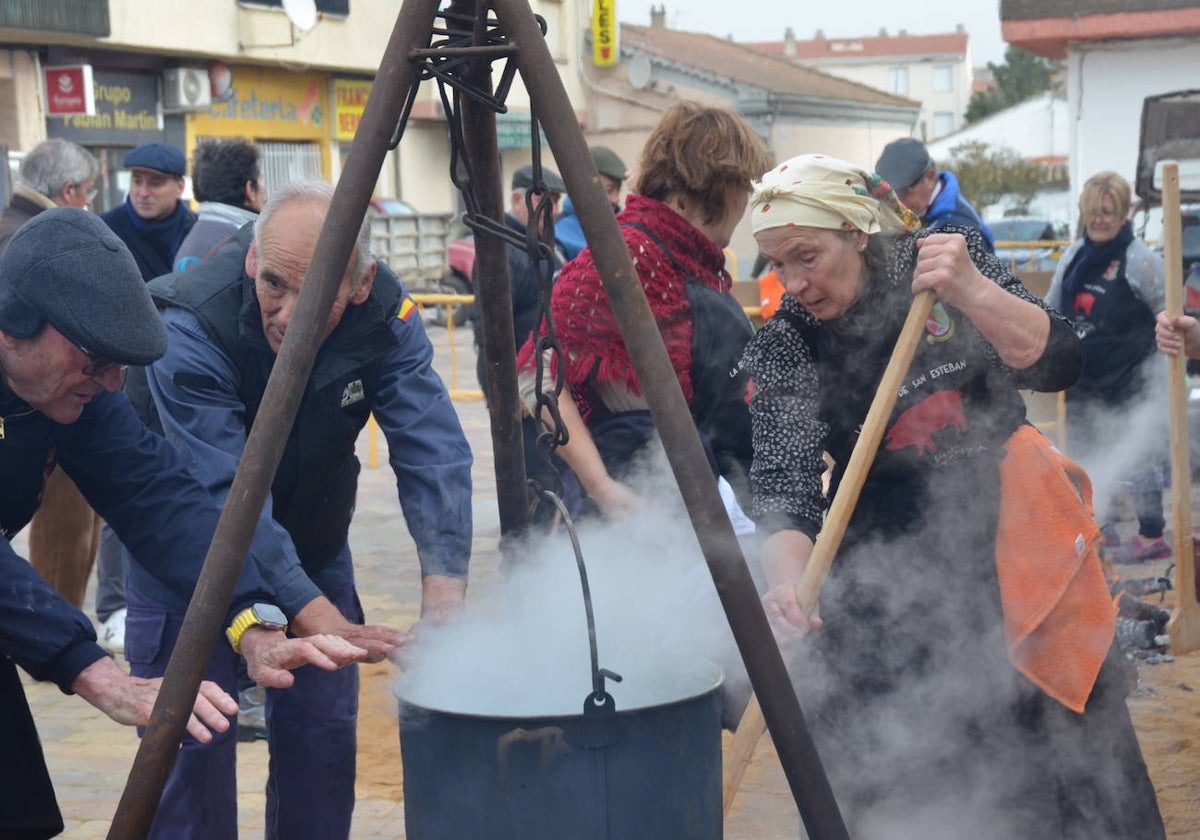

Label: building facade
[575,18,919,275]
[749,27,974,142]
[1002,0,1200,227]
[0,0,584,217]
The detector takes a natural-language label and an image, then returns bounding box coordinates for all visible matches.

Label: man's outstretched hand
[71,656,238,743]
[239,629,370,688]
[291,596,409,663]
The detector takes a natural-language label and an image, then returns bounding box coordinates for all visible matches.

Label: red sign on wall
[45,65,96,117]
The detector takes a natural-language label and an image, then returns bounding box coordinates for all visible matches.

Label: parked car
[990,216,1070,272]
[368,196,419,217]
[1177,205,1200,281]
[444,232,477,329]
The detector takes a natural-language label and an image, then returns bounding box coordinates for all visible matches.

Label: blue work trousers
[125,582,361,839]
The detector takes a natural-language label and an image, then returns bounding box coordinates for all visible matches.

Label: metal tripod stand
[107,2,847,836]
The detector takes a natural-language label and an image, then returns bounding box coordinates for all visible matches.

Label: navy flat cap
[124,142,187,176]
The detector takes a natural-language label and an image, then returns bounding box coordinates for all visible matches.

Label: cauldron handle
[532,485,623,714]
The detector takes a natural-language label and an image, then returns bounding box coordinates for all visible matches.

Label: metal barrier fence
[363,290,1066,468]
[993,239,1072,272]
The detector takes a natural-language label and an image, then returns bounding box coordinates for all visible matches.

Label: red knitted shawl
[517,194,731,420]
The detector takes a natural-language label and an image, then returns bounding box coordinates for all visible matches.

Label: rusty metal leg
[450,0,530,540]
[106,0,444,836]
[489,0,848,836]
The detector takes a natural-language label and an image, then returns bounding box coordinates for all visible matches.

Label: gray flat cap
[0,208,166,365]
[512,164,565,194]
[875,138,932,192]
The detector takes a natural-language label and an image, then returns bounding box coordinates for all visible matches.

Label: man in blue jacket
[135,178,474,839]
[0,209,369,839]
[876,137,995,251]
[555,145,628,261]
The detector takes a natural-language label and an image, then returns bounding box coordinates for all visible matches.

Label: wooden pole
[723,290,936,813]
[1162,163,1200,654]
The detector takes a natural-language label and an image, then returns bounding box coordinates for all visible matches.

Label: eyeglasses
[74,341,128,378]
[73,182,98,202]
[1089,209,1122,222]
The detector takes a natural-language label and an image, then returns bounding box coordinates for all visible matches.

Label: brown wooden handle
[1161,163,1200,653]
[724,289,936,816]
[795,289,936,613]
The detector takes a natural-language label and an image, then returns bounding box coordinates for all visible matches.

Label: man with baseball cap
[556,144,629,260]
[101,141,198,280]
[0,209,370,837]
[875,137,994,250]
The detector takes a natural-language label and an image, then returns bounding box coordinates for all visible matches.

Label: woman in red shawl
[518,102,772,517]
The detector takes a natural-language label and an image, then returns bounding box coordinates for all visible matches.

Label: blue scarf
[121,196,192,273]
[1062,220,1134,299]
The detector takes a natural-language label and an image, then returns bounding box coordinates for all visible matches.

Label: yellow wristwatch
[225,603,289,654]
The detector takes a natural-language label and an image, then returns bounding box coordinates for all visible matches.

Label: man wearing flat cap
[0,139,104,624]
[0,208,370,838]
[556,144,629,261]
[100,141,198,281]
[875,137,994,250]
[96,141,198,651]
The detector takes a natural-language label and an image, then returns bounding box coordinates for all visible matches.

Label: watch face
[252,603,288,627]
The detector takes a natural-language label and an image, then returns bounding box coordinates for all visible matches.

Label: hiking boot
[1111,536,1172,565]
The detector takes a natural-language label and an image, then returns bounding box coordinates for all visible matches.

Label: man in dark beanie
[0,208,371,838]
[100,141,197,280]
[875,136,995,250]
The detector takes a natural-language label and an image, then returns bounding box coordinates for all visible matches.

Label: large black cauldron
[395,657,724,839]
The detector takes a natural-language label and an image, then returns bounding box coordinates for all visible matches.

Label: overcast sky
[615,0,1008,67]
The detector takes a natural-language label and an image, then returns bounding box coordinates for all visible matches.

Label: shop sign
[45,65,95,116]
[190,68,328,141]
[47,71,161,146]
[592,0,618,67]
[333,79,372,142]
[495,111,547,152]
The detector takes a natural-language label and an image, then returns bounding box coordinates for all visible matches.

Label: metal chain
[399,5,571,468]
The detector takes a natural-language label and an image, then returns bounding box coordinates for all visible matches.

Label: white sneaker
[98,607,127,655]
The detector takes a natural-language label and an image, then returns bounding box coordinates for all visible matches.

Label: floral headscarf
[750,153,921,235]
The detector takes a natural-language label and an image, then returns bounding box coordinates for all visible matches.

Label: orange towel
[996,424,1118,714]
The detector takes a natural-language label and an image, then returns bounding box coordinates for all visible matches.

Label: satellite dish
[282,0,318,32]
[627,54,652,90]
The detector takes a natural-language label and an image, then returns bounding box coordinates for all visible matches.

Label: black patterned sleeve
[907,225,1083,393]
[741,298,829,541]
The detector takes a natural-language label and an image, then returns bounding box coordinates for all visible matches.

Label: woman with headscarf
[743,154,1163,838]
[1046,172,1167,565]
[517,102,772,516]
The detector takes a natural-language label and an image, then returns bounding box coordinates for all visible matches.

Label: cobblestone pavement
[19,320,799,838]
